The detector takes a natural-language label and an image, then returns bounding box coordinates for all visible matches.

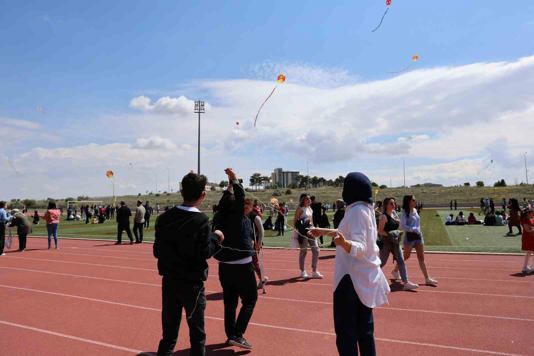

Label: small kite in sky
[254,74,286,128]
[371,0,391,32]
[8,159,19,175]
[389,55,419,74]
[36,106,45,114]
[106,170,114,178]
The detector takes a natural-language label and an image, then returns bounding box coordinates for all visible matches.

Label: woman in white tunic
[310,172,389,356]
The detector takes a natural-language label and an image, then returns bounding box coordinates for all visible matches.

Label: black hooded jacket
[153,207,220,281]
[212,180,255,262]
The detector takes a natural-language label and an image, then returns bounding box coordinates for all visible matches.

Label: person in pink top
[44,201,61,249]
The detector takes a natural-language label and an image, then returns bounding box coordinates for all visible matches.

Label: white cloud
[3,55,534,198]
[133,136,177,150]
[246,61,357,88]
[129,95,197,115]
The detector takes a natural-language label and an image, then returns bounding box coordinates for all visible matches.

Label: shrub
[379,185,387,189]
[476,181,484,187]
[371,182,378,187]
[272,190,282,197]
[464,182,470,186]
[22,199,36,208]
[494,179,507,187]
[285,189,292,195]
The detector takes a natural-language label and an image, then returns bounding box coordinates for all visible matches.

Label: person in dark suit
[310,196,323,244]
[115,201,133,245]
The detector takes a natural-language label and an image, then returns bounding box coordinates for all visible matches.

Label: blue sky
[1,1,534,199]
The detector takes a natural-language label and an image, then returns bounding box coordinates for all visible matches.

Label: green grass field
[28,208,522,253]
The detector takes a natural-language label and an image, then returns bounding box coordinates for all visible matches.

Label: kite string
[254,86,278,127]
[371,7,389,32]
[388,62,413,74]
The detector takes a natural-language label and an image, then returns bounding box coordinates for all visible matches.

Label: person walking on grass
[154,172,224,356]
[212,168,257,350]
[309,172,390,356]
[44,202,61,249]
[9,209,31,251]
[144,201,152,229]
[115,201,134,245]
[378,198,418,291]
[133,200,146,244]
[393,195,438,286]
[311,196,323,245]
[291,193,323,279]
[507,198,522,236]
[520,208,534,274]
[275,203,286,236]
[329,199,346,248]
[0,201,13,256]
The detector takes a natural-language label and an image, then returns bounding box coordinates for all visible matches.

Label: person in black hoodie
[153,172,224,356]
[212,168,257,350]
[115,201,134,245]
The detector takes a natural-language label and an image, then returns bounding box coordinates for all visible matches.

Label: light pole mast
[194,101,205,174]
[524,152,529,185]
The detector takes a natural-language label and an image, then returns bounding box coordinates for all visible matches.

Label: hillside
[12,184,533,210]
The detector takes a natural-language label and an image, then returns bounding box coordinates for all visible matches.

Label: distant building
[271,168,299,188]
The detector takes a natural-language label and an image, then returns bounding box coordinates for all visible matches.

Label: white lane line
[0,267,160,287]
[0,284,526,355]
[50,251,153,262]
[2,281,532,323]
[3,257,531,300]
[4,256,155,271]
[0,320,142,354]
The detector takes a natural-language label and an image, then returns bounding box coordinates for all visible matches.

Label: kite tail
[388,62,413,74]
[371,7,389,32]
[254,86,278,127]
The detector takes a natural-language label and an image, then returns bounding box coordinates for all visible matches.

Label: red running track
[0,237,533,355]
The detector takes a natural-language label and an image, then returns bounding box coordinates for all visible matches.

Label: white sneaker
[403,281,419,290]
[311,271,323,279]
[391,269,401,280]
[425,277,438,285]
[300,271,309,279]
[522,266,533,274]
[0,253,5,256]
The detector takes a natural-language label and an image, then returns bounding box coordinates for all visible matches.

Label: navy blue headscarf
[342,172,373,205]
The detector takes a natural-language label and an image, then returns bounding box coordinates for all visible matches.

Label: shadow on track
[138,342,251,355]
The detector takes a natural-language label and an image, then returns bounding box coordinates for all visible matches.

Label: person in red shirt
[520,208,534,274]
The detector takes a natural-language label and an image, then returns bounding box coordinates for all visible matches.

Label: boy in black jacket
[212,168,257,350]
[154,172,224,356]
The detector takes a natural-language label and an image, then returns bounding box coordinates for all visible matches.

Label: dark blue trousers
[334,274,376,356]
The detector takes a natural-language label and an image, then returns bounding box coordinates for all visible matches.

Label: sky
[1,0,534,200]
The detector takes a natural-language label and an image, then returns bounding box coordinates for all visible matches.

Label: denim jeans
[379,239,408,282]
[46,223,59,248]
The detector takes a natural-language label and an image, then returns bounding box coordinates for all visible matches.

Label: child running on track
[520,208,534,274]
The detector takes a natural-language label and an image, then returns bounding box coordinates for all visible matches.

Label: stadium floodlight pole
[403,158,406,192]
[524,152,529,185]
[194,101,205,174]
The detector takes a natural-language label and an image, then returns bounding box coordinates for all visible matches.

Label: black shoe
[130,241,134,245]
[114,242,121,245]
[228,337,253,350]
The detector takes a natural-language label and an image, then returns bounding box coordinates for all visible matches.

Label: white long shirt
[335,201,390,308]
